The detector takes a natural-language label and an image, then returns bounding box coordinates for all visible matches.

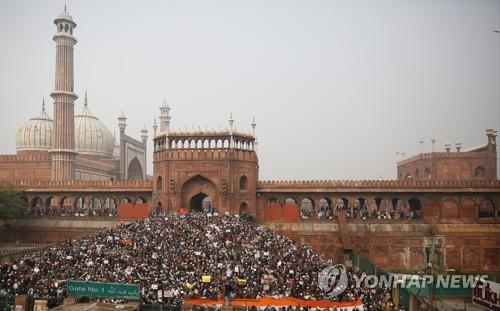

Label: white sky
[0,0,499,179]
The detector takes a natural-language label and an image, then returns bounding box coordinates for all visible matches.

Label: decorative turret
[153,119,158,137]
[118,111,127,134]
[486,128,497,147]
[445,142,451,152]
[141,125,148,145]
[159,99,171,134]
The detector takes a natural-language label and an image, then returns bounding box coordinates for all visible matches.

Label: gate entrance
[189,193,214,212]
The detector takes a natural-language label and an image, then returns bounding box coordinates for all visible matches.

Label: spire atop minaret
[153,118,158,136]
[64,3,67,12]
[141,124,148,144]
[251,116,256,137]
[42,97,45,112]
[229,113,234,133]
[84,91,88,107]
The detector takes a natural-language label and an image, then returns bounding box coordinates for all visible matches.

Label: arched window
[59,24,63,32]
[479,198,495,218]
[318,198,332,219]
[408,198,422,219]
[64,24,69,32]
[424,168,432,179]
[157,176,163,190]
[474,166,485,178]
[127,157,143,180]
[300,198,314,219]
[266,198,278,205]
[239,175,248,190]
[239,202,248,215]
[136,197,146,204]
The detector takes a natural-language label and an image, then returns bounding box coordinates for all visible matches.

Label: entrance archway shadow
[190,193,214,212]
[181,175,220,213]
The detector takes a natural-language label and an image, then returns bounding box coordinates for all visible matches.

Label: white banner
[473,279,500,310]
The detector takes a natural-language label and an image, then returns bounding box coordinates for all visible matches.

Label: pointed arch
[239,175,248,190]
[156,175,163,191]
[127,157,143,180]
[181,174,220,213]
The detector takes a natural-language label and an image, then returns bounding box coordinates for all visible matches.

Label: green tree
[0,183,28,219]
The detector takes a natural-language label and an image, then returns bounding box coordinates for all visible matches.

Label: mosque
[0,8,499,274]
[0,8,147,182]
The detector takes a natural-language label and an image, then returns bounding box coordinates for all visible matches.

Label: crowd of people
[1,213,402,310]
[29,205,118,217]
[300,201,420,221]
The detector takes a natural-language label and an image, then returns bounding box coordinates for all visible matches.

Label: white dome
[54,9,76,26]
[16,97,115,158]
[74,102,114,157]
[16,102,53,152]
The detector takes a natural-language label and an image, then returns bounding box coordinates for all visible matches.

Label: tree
[0,183,28,219]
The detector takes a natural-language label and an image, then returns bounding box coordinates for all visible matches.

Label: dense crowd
[30,205,117,217]
[300,201,420,221]
[0,213,401,310]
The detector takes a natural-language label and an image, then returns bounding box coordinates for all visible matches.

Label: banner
[185,297,364,309]
[473,279,500,310]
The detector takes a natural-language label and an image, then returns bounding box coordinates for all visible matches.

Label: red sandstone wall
[0,155,52,181]
[397,149,497,181]
[262,203,300,222]
[118,203,150,220]
[267,223,500,273]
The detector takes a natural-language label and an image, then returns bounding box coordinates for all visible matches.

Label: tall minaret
[50,7,78,180]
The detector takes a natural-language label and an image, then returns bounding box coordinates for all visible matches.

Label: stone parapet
[257,179,500,192]
[2,179,153,192]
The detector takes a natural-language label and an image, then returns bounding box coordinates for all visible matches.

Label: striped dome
[74,100,114,157]
[16,96,115,158]
[16,101,53,152]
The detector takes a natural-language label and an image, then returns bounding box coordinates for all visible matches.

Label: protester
[0,213,397,310]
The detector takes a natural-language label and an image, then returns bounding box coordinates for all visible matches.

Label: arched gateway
[181,175,221,213]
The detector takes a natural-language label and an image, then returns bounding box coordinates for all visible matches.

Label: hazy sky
[0,0,499,180]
